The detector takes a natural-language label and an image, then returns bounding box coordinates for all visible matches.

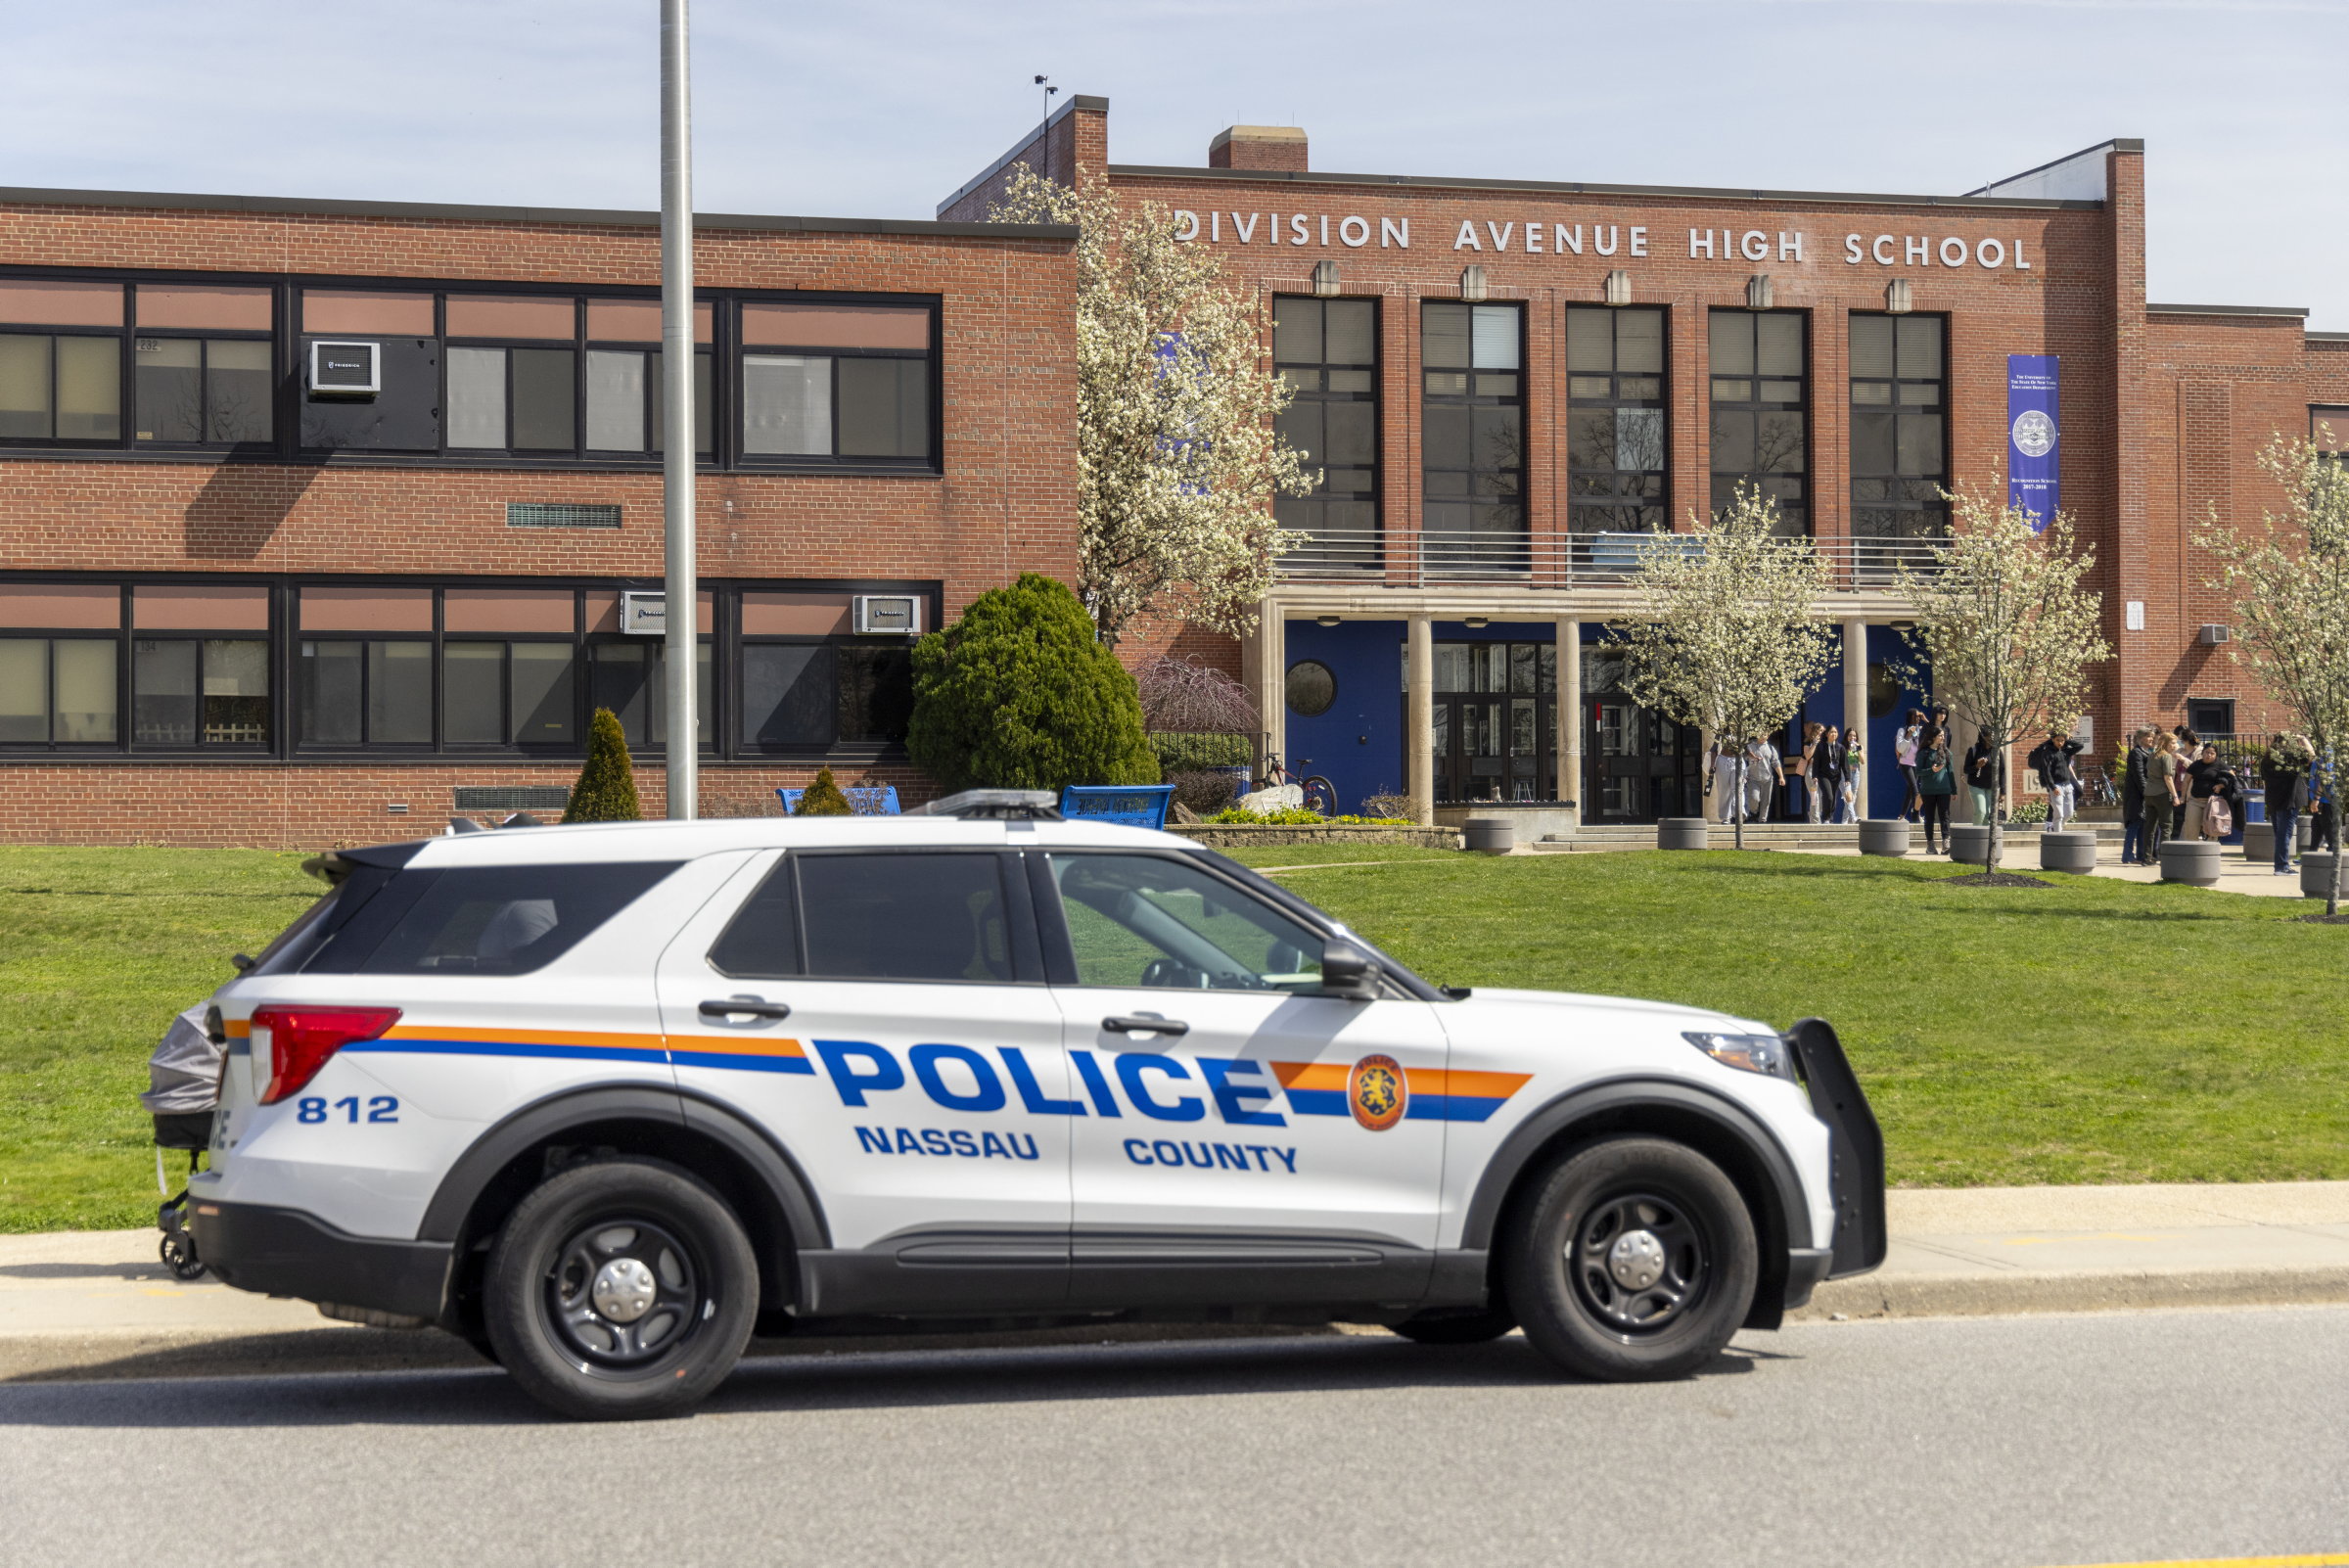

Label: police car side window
[707,859,802,980]
[794,853,1016,985]
[1047,853,1325,993]
[305,862,681,976]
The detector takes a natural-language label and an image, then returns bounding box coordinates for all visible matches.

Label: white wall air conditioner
[307,341,381,396]
[620,590,667,635]
[2199,623,2232,646]
[852,595,922,636]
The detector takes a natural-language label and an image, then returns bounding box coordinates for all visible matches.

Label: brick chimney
[1209,125,1308,173]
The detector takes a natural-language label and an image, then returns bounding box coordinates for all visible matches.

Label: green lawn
[1227,846,2349,1187]
[3,843,2343,1232]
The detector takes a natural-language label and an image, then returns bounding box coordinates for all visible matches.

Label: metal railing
[1276,528,1947,592]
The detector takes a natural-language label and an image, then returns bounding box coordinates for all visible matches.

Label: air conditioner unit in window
[852,594,922,636]
[307,341,381,397]
[2199,623,2232,646]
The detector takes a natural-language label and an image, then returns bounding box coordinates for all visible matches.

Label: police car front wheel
[484,1159,760,1420]
[1504,1136,1758,1382]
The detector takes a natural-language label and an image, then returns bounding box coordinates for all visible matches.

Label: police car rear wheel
[1504,1137,1756,1382]
[484,1159,759,1420]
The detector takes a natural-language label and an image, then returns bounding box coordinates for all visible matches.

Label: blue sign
[2007,354,2060,530]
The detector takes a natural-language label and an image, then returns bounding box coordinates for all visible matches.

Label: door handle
[1102,1014,1188,1038]
[700,996,792,1022]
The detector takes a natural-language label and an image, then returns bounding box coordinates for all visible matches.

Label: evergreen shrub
[562,708,643,823]
[1147,731,1251,772]
[793,766,853,816]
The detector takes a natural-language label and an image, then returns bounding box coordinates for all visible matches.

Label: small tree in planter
[1896,489,2111,874]
[907,573,1159,792]
[561,708,643,823]
[2199,428,2349,917]
[792,766,853,816]
[1619,484,1837,850]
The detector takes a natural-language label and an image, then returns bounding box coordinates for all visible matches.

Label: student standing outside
[1813,725,1845,826]
[1838,731,1866,824]
[1793,722,1824,823]
[2028,726,2085,831]
[2120,727,2154,864]
[1916,727,1958,854]
[1745,733,1783,822]
[1895,710,1926,823]
[2142,732,2182,861]
[2184,744,2237,842]
[2171,727,2198,839]
[2259,733,2312,875]
[1962,734,1998,826]
[1707,735,1741,824]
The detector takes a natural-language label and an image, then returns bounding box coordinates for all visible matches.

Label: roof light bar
[912,789,1063,820]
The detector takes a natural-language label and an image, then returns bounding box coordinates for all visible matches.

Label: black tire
[484,1158,760,1420]
[1503,1136,1757,1382]
[1390,1304,1518,1345]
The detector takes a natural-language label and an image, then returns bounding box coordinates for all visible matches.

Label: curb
[1794,1266,2349,1322]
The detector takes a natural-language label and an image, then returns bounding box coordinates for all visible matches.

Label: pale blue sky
[2,0,2341,323]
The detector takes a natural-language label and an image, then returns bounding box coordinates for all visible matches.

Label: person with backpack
[2120,727,2155,864]
[1916,726,1958,853]
[2027,725,2086,832]
[2259,733,2313,874]
[2185,743,2238,842]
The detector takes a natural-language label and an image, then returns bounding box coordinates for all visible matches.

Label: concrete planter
[1463,817,1515,854]
[2040,830,2099,875]
[2302,852,2344,900]
[1949,824,1991,865]
[1656,817,1710,851]
[1859,818,1911,857]
[2246,814,2311,859]
[2158,840,2222,887]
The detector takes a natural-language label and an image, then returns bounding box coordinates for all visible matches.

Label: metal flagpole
[660,0,697,819]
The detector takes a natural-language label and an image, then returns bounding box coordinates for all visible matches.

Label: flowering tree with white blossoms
[2197,428,2349,916]
[1895,490,2111,875]
[991,164,1313,646]
[1619,484,1838,850]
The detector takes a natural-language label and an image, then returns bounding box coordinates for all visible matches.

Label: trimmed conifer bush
[907,573,1159,792]
[562,708,643,822]
[793,766,853,816]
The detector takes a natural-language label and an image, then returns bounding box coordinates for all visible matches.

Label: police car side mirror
[1317,941,1377,1002]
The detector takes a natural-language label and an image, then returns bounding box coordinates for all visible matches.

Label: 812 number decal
[296,1095,398,1124]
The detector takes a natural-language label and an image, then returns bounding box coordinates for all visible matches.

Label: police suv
[192,791,1883,1420]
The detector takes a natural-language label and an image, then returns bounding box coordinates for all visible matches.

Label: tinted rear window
[795,853,1013,984]
[303,862,682,975]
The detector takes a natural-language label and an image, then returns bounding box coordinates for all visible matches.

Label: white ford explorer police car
[192,790,1883,1420]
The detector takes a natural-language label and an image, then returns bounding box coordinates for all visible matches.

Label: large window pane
[837,357,926,458]
[55,336,119,441]
[134,339,204,442]
[367,641,432,744]
[510,347,576,450]
[585,349,646,451]
[132,637,199,744]
[53,639,117,742]
[299,641,362,746]
[648,349,714,455]
[1709,310,1807,531]
[742,354,830,454]
[511,643,576,744]
[202,638,269,745]
[444,643,504,744]
[1850,314,1948,554]
[1470,305,1520,370]
[591,643,655,748]
[207,341,273,442]
[838,645,913,742]
[0,336,49,438]
[446,347,506,448]
[0,641,47,742]
[741,643,833,747]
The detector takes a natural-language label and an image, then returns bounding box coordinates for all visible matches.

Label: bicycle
[1256,754,1339,816]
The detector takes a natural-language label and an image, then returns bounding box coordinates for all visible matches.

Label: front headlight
[1682,1031,1799,1082]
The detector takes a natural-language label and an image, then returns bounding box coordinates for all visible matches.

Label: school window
[0,638,118,745]
[1422,301,1526,552]
[737,592,917,753]
[1708,309,1808,531]
[738,301,931,463]
[0,280,124,444]
[1272,297,1379,560]
[1565,305,1668,534]
[133,285,274,445]
[1849,313,1947,546]
[0,583,274,751]
[2314,405,2349,458]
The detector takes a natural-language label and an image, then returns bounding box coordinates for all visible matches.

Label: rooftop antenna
[1035,74,1059,171]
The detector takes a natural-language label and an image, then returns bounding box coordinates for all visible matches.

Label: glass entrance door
[1419,639,1557,805]
[1581,650,1703,823]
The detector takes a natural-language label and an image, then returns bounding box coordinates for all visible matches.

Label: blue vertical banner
[2006,354,2060,530]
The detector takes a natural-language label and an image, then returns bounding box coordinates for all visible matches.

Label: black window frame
[129,630,274,752]
[1271,294,1381,569]
[733,305,939,471]
[0,630,122,750]
[1420,300,1528,563]
[1411,637,1559,805]
[2313,405,2349,458]
[1848,311,1949,553]
[0,279,128,449]
[1564,303,1670,538]
[1707,307,1810,533]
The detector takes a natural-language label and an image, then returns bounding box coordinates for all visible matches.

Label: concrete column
[1262,606,1287,769]
[1842,618,1869,819]
[1555,617,1582,829]
[1406,613,1435,826]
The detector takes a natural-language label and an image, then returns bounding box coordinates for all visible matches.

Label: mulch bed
[1936,871,2053,889]
[2299,912,2349,925]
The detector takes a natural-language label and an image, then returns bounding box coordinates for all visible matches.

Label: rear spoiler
[299,841,428,886]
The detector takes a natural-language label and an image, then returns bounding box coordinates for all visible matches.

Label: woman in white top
[1894,710,1926,823]
[1708,737,1742,823]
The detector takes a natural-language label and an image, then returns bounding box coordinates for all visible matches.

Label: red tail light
[253,1006,401,1104]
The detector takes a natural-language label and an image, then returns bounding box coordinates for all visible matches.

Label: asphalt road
[4,1308,2345,1568]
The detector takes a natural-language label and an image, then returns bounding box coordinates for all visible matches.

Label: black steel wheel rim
[543,1216,706,1371]
[1568,1189,1709,1337]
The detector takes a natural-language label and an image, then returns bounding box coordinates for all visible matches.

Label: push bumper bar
[1783,1018,1887,1280]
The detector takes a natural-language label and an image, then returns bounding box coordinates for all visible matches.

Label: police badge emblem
[1348,1053,1407,1131]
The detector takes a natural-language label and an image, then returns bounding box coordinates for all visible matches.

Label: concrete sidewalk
[7,1181,2347,1380]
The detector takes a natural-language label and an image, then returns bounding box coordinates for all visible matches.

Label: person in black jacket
[2027,726,2086,831]
[1962,735,1998,825]
[2120,727,2154,863]
[2260,733,2312,874]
